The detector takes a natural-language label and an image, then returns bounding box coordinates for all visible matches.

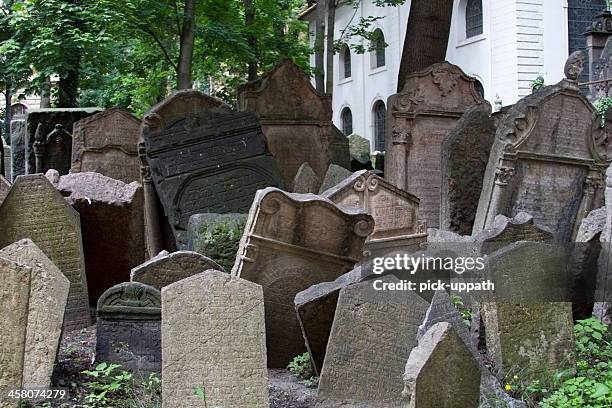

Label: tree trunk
[325,1,336,95]
[314,0,326,92]
[177,0,196,89]
[58,54,80,108]
[40,76,51,108]
[397,0,454,91]
[244,0,258,80]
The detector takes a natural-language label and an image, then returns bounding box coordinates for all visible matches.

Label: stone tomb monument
[232,188,374,367]
[130,250,223,290]
[96,282,162,375]
[10,119,26,181]
[386,62,488,228]
[239,59,350,190]
[0,239,70,388]
[162,270,268,408]
[0,175,90,330]
[71,108,141,183]
[141,90,283,249]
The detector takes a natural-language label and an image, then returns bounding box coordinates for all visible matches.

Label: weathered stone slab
[0,175,90,330]
[96,282,161,375]
[232,187,374,367]
[131,250,222,290]
[239,59,350,190]
[3,144,10,181]
[187,213,247,271]
[474,70,608,242]
[441,104,496,235]
[292,162,320,194]
[387,62,488,228]
[0,239,70,388]
[597,165,612,322]
[322,170,420,241]
[25,108,103,174]
[52,172,145,300]
[141,90,283,248]
[318,164,352,194]
[0,175,9,206]
[162,270,268,407]
[348,134,372,171]
[10,119,26,182]
[316,275,429,407]
[404,322,480,408]
[71,108,141,183]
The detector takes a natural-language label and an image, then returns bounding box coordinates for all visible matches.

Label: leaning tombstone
[292,162,320,194]
[0,174,90,330]
[318,163,352,194]
[0,175,9,205]
[71,108,142,183]
[0,239,70,388]
[316,275,429,407]
[96,282,161,375]
[386,62,488,228]
[131,250,222,291]
[232,187,374,367]
[10,119,26,181]
[162,270,268,407]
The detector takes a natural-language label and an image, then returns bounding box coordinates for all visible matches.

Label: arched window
[373,101,386,151]
[340,44,351,79]
[474,79,485,98]
[11,103,28,119]
[466,0,483,38]
[341,107,353,136]
[371,29,386,69]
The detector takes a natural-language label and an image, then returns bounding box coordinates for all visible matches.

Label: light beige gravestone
[318,164,352,194]
[386,62,487,228]
[0,256,30,407]
[0,175,90,330]
[162,270,268,408]
[131,250,223,290]
[0,239,70,388]
[232,187,374,367]
[71,108,142,183]
[0,175,10,205]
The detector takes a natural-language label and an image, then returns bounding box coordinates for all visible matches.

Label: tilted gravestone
[403,322,480,408]
[0,175,90,330]
[162,270,268,407]
[316,275,429,407]
[10,119,26,181]
[71,108,142,183]
[96,282,161,375]
[292,162,320,194]
[141,90,283,249]
[239,59,350,191]
[0,175,9,205]
[440,104,496,235]
[232,187,374,367]
[52,172,145,300]
[0,239,70,388]
[318,164,352,194]
[386,62,488,228]
[187,213,247,272]
[25,108,103,174]
[130,250,223,291]
[474,63,609,242]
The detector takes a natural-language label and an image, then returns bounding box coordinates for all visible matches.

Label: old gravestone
[141,90,283,249]
[25,108,103,174]
[596,165,612,323]
[0,239,70,388]
[316,275,429,407]
[52,172,145,300]
[10,119,26,181]
[292,162,320,194]
[0,175,9,206]
[440,104,496,235]
[0,175,90,330]
[33,123,74,175]
[130,250,222,291]
[232,187,374,367]
[474,60,609,242]
[162,270,268,407]
[96,282,161,375]
[187,213,247,272]
[348,134,372,171]
[318,163,352,194]
[403,322,480,408]
[3,144,10,181]
[71,108,141,183]
[238,59,350,191]
[386,62,488,228]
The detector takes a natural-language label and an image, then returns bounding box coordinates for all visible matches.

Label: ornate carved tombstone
[232,187,374,367]
[386,62,487,228]
[96,282,162,375]
[474,56,609,242]
[140,90,283,251]
[71,108,141,183]
[0,175,90,330]
[238,59,350,191]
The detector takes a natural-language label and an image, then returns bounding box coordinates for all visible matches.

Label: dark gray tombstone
[10,119,26,181]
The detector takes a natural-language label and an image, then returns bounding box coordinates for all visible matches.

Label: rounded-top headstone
[97,282,161,320]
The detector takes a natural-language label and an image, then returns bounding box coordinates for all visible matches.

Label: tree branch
[140,27,178,73]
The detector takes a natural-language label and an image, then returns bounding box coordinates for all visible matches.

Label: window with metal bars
[373,29,385,69]
[466,0,483,38]
[373,101,386,151]
[341,107,353,136]
[341,45,351,79]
